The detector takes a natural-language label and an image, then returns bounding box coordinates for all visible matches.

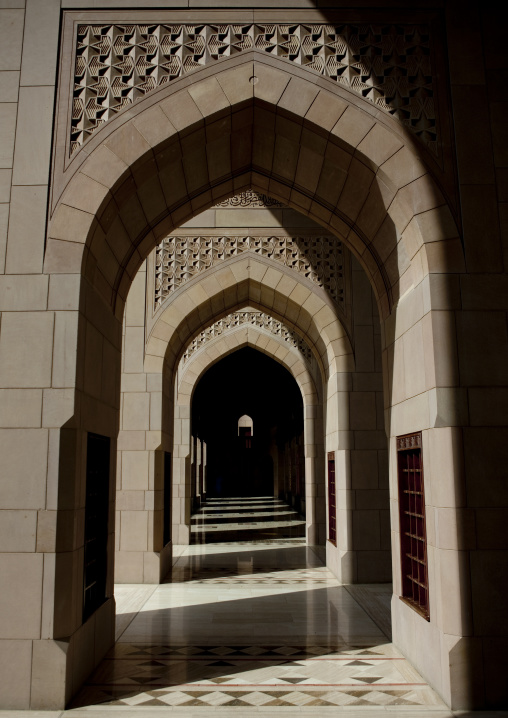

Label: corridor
[191,497,306,543]
[60,498,450,715]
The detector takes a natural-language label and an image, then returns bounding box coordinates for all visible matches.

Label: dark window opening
[328,452,336,545]
[397,432,430,621]
[83,432,110,623]
[163,451,171,546]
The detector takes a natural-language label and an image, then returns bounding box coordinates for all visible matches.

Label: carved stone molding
[154,234,344,311]
[72,23,437,155]
[213,191,284,208]
[182,311,313,364]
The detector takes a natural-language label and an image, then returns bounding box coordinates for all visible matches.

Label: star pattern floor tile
[70,498,448,712]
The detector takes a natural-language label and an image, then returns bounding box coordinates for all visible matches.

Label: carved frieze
[72,23,437,155]
[154,234,344,311]
[213,191,284,208]
[182,311,313,363]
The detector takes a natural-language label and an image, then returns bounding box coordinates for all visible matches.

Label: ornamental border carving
[182,311,313,364]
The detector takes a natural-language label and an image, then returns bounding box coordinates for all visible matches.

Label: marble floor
[9,498,500,717]
[191,496,306,543]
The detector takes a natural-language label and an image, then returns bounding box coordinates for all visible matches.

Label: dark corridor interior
[192,348,304,503]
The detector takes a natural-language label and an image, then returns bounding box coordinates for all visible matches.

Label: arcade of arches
[0,2,507,713]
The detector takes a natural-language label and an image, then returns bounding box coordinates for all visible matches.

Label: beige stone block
[0,70,19,101]
[117,430,145,452]
[304,90,347,132]
[216,62,253,106]
[0,639,32,708]
[0,203,7,273]
[123,326,145,374]
[42,387,75,428]
[337,157,374,221]
[435,507,476,551]
[331,105,375,149]
[35,509,56,553]
[49,203,96,247]
[0,102,16,169]
[122,450,149,491]
[12,86,54,184]
[116,490,145,511]
[133,104,177,148]
[125,268,146,328]
[253,62,289,105]
[187,76,230,119]
[389,392,430,437]
[51,311,79,389]
[5,185,48,273]
[438,548,473,636]
[0,429,47,508]
[81,144,128,190]
[378,146,426,190]
[0,311,54,388]
[60,171,111,218]
[0,509,36,551]
[160,88,203,133]
[402,321,426,399]
[105,121,151,169]
[121,374,147,394]
[47,274,80,312]
[120,510,148,552]
[415,204,459,244]
[278,76,319,118]
[123,392,150,431]
[356,122,403,170]
[428,426,465,508]
[0,553,43,637]
[43,238,85,275]
[20,0,59,86]
[0,8,24,70]
[0,388,41,427]
[0,273,48,310]
[0,167,11,202]
[115,549,144,583]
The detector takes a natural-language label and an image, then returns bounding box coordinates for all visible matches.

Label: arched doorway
[190,347,306,542]
[25,55,470,709]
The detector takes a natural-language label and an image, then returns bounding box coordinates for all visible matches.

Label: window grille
[397,432,430,620]
[328,452,336,545]
[163,451,171,546]
[83,432,110,623]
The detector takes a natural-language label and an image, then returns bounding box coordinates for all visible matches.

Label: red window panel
[397,432,430,621]
[328,452,336,545]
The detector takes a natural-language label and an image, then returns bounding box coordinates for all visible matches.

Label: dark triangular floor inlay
[352,676,382,684]
[281,677,305,684]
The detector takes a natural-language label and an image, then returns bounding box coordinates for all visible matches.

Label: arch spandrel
[143,260,354,381]
[46,55,462,323]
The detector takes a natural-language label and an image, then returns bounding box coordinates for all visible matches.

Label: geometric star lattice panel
[154,235,344,312]
[182,311,313,364]
[72,23,437,155]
